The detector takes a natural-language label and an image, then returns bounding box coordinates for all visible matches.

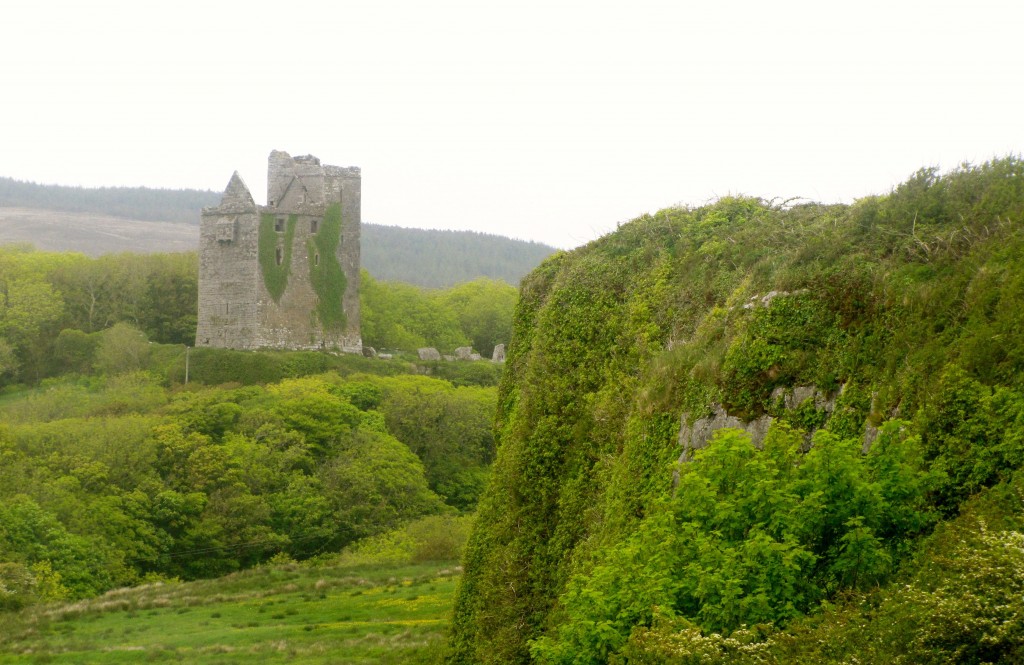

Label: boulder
[418,347,441,361]
[454,346,476,360]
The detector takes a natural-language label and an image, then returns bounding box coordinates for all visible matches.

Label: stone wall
[196,151,361,352]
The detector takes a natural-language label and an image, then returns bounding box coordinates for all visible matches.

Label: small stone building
[196,150,362,351]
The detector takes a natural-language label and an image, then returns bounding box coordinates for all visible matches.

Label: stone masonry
[196,151,362,352]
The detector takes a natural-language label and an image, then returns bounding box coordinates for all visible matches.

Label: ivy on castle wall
[308,203,348,331]
[258,213,297,302]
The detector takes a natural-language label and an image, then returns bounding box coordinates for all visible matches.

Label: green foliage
[93,322,151,375]
[360,271,469,352]
[439,278,518,356]
[378,375,497,510]
[336,514,474,567]
[307,203,347,330]
[530,424,937,663]
[0,366,492,603]
[452,158,1024,663]
[258,212,296,302]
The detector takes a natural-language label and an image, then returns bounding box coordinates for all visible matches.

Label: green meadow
[0,560,459,664]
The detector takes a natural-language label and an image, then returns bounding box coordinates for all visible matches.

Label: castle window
[314,252,320,266]
[310,219,319,234]
[276,247,283,265]
[275,217,285,232]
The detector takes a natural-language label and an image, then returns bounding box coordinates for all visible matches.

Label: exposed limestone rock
[677,405,773,463]
[863,423,880,453]
[378,353,393,360]
[492,344,506,363]
[362,346,377,358]
[469,353,482,361]
[678,384,844,472]
[418,347,441,361]
[770,384,839,412]
[454,346,476,360]
[741,288,809,310]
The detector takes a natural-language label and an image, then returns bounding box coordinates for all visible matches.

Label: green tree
[93,323,151,375]
[439,278,518,357]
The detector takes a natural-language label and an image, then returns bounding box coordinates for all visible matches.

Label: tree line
[0,244,518,388]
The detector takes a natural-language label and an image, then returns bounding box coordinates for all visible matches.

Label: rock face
[454,346,475,360]
[678,406,773,462]
[418,347,441,361]
[491,344,506,363]
[678,384,881,468]
[770,384,838,412]
[196,151,362,352]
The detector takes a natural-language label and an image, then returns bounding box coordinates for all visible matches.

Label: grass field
[0,560,461,664]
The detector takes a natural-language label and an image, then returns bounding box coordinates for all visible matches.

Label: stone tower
[196,150,361,352]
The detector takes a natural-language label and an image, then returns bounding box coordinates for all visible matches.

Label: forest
[451,157,1024,664]
[0,241,515,627]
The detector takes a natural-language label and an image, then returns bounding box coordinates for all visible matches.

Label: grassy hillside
[0,177,556,286]
[0,559,460,664]
[450,158,1024,663]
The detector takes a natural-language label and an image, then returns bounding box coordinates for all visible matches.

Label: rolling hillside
[0,177,556,286]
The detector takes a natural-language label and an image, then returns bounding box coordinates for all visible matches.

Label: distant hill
[0,176,218,224]
[361,224,556,287]
[0,177,557,286]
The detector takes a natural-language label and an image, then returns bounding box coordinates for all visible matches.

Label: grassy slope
[0,561,459,664]
[450,159,1024,663]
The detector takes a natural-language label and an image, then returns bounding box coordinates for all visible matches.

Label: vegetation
[451,158,1024,663]
[0,245,515,389]
[360,224,557,287]
[0,362,496,604]
[308,203,348,330]
[361,273,517,357]
[0,557,461,664]
[258,213,297,302]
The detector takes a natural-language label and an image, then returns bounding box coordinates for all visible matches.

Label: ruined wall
[196,151,361,352]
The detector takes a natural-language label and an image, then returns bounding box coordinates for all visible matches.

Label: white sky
[2,0,1022,249]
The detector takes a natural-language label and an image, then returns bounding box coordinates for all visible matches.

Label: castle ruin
[195,150,362,352]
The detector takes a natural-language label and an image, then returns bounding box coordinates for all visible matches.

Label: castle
[195,150,362,352]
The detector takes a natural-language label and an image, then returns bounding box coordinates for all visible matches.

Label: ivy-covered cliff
[450,158,1024,664]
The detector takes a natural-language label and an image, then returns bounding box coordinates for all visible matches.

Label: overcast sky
[2,1,1021,249]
